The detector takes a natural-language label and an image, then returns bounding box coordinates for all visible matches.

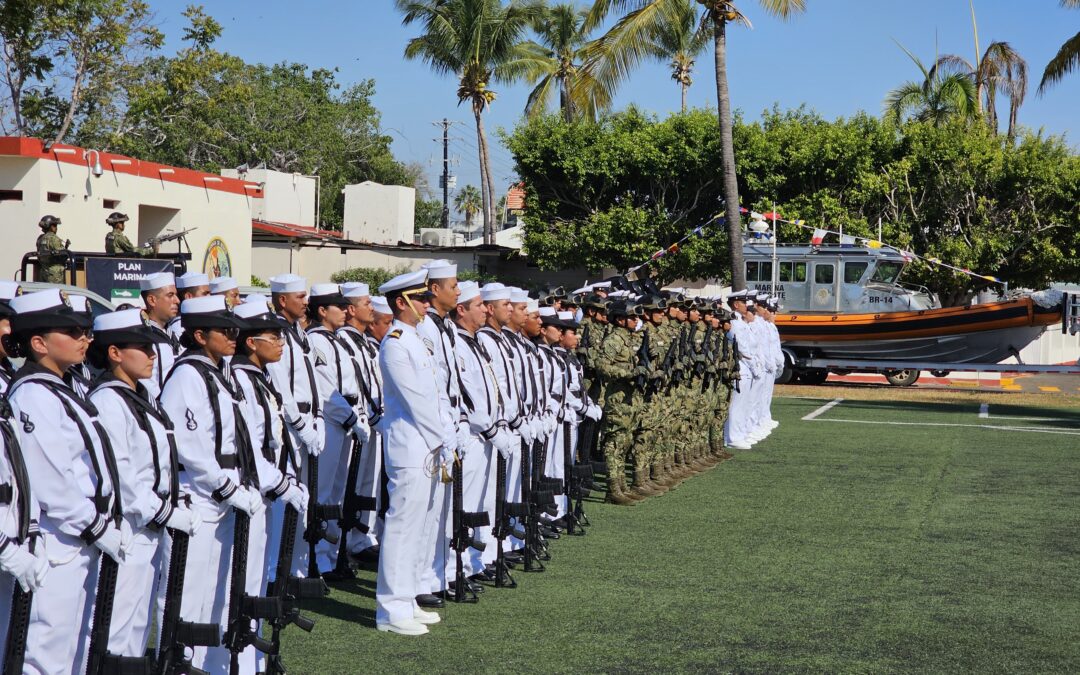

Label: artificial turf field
[281,390,1080,673]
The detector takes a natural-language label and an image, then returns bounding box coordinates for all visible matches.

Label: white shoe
[728,442,753,450]
[377,618,429,635]
[413,608,441,625]
[768,420,779,429]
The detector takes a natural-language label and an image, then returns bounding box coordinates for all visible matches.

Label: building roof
[252,219,343,240]
[0,136,263,198]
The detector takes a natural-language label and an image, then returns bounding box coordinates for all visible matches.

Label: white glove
[164,506,200,536]
[439,444,455,467]
[441,423,458,453]
[545,412,558,435]
[351,414,370,442]
[0,542,41,592]
[493,430,518,460]
[455,423,472,457]
[94,523,126,563]
[518,419,534,444]
[293,478,310,506]
[245,487,266,517]
[226,486,262,516]
[585,403,602,421]
[119,518,134,554]
[281,482,308,518]
[296,419,323,456]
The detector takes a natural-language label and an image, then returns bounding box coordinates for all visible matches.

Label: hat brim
[93,324,171,347]
[181,311,245,330]
[238,314,284,332]
[308,293,350,308]
[11,307,92,335]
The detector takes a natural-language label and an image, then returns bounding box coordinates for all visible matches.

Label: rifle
[156,528,222,675]
[450,455,488,601]
[491,452,517,588]
[699,324,714,388]
[2,534,35,674]
[264,503,323,675]
[304,454,342,580]
[332,436,376,579]
[634,329,652,396]
[685,323,699,379]
[143,227,198,249]
[86,552,154,675]
[519,438,544,572]
[223,508,283,675]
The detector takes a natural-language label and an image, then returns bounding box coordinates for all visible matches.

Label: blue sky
[154,0,1078,204]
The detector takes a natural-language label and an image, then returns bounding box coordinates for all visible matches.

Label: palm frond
[1038,30,1080,93]
[524,73,558,117]
[580,0,684,100]
[883,80,925,123]
[755,0,807,21]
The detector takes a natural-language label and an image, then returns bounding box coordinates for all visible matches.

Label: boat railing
[896,281,933,296]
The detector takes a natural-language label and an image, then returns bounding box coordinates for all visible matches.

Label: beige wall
[0,153,253,283]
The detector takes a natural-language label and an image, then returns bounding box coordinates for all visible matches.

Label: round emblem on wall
[203,237,232,279]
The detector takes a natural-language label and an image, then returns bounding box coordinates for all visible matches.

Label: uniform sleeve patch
[20,412,34,433]
[388,329,402,339]
[185,408,198,431]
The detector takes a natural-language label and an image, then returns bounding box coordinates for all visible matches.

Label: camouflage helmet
[38,215,61,230]
[106,211,129,226]
[540,285,566,306]
[637,294,667,311]
[580,293,608,310]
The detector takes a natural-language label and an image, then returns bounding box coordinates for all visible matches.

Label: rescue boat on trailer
[741,233,1068,378]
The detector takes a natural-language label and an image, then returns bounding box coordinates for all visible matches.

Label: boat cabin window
[745,261,773,282]
[843,261,869,284]
[778,261,807,283]
[814,263,834,285]
[870,261,904,284]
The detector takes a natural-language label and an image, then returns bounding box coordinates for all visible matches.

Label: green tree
[937,41,1028,138]
[1038,0,1080,93]
[0,0,162,140]
[520,3,611,122]
[396,0,545,246]
[454,184,483,228]
[80,6,411,230]
[582,0,807,291]
[647,0,709,112]
[884,43,978,128]
[507,107,1080,302]
[415,197,444,233]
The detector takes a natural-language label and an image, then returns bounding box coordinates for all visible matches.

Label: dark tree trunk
[713,20,745,290]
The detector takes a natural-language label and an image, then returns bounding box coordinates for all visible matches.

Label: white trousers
[315,422,352,572]
[178,507,233,674]
[445,438,490,581]
[23,541,95,675]
[347,429,383,554]
[108,530,164,657]
[239,498,271,674]
[724,375,756,445]
[421,479,450,595]
[479,445,498,566]
[375,464,439,624]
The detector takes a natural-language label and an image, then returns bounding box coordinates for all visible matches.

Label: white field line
[987,415,1078,422]
[979,403,989,418]
[802,398,844,421]
[810,418,1080,436]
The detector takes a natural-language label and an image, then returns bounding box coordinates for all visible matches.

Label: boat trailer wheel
[883,369,920,387]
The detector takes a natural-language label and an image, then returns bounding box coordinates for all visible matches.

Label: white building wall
[222,168,315,227]
[0,139,254,283]
[342,181,415,245]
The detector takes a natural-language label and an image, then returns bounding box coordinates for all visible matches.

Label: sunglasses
[206,327,240,340]
[50,327,92,340]
[250,334,284,344]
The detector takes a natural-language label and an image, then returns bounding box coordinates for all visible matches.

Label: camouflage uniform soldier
[104,212,154,256]
[595,300,644,505]
[709,304,736,458]
[685,298,715,469]
[629,294,676,496]
[34,215,68,283]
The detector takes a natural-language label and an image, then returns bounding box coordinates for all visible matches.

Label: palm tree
[583,0,807,291]
[1038,0,1080,94]
[646,0,710,111]
[454,184,483,230]
[938,42,1027,137]
[520,3,612,122]
[397,0,544,245]
[884,43,979,128]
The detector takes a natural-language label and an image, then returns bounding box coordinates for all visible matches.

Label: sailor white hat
[510,288,530,304]
[371,296,391,314]
[209,276,238,294]
[457,281,481,305]
[240,294,271,312]
[420,259,457,280]
[269,274,306,294]
[176,271,210,290]
[481,283,511,302]
[139,272,174,292]
[180,295,242,330]
[341,282,370,298]
[68,294,90,313]
[526,298,539,313]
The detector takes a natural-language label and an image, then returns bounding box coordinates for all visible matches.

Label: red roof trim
[0,136,263,198]
[252,219,343,239]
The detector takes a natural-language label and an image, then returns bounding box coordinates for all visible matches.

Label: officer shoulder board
[387,329,402,340]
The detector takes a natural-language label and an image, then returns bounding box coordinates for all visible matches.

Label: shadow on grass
[831,397,1080,425]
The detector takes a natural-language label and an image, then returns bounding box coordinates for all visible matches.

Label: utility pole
[434,119,453,229]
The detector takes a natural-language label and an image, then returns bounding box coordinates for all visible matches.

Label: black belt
[344,395,359,406]
[0,483,10,504]
[449,395,459,408]
[297,402,312,414]
[178,454,237,473]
